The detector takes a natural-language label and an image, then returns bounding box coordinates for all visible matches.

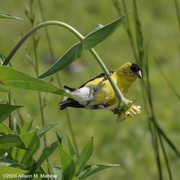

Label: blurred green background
[0,0,179,179]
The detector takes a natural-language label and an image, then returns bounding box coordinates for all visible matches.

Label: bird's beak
[135,70,142,79]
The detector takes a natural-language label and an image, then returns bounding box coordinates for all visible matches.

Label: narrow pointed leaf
[21,130,40,155]
[21,119,33,134]
[0,158,26,168]
[76,137,93,176]
[66,134,76,159]
[52,166,62,180]
[89,24,104,34]
[29,141,58,174]
[72,176,79,180]
[0,104,22,123]
[14,118,21,135]
[0,134,26,149]
[78,163,120,179]
[30,167,47,180]
[0,66,73,98]
[0,86,10,93]
[0,12,23,20]
[47,163,62,180]
[37,121,60,138]
[0,133,26,156]
[83,13,129,49]
[56,132,63,145]
[38,43,83,79]
[10,131,40,168]
[0,52,12,66]
[0,122,13,134]
[58,142,76,180]
[0,53,6,64]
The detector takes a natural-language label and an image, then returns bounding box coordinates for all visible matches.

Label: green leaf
[78,163,120,179]
[37,121,60,138]
[14,118,21,135]
[21,130,40,154]
[29,141,58,174]
[72,176,79,180]
[0,104,22,123]
[0,53,6,64]
[56,132,63,145]
[0,158,26,168]
[0,165,27,180]
[0,133,26,149]
[10,131,40,168]
[0,52,12,66]
[53,167,62,180]
[89,24,104,33]
[32,167,47,180]
[58,142,76,180]
[0,66,73,98]
[0,122,13,134]
[0,11,23,20]
[66,134,76,160]
[0,133,26,156]
[0,86,10,93]
[38,43,83,79]
[76,137,93,176]
[47,163,62,180]
[21,119,33,134]
[83,13,129,49]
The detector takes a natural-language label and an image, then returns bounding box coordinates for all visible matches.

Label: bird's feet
[98,104,117,114]
[102,73,112,81]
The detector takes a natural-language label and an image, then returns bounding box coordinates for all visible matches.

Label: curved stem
[3,21,84,65]
[89,48,125,102]
[3,19,125,103]
[38,1,80,155]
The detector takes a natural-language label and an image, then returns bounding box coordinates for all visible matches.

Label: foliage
[112,0,180,179]
[0,0,180,179]
[58,135,119,180]
[0,66,72,97]
[0,120,58,179]
[0,9,124,180]
[0,121,119,180]
[0,11,23,20]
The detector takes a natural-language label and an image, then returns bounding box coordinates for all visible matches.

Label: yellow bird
[59,62,142,111]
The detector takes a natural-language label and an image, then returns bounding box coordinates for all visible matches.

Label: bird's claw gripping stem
[93,73,112,91]
[103,73,112,81]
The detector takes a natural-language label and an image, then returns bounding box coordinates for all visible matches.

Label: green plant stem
[28,2,50,175]
[65,109,79,157]
[158,132,173,180]
[8,92,13,130]
[2,18,126,156]
[37,0,79,156]
[89,48,125,102]
[3,20,125,103]
[113,1,180,179]
[38,2,62,86]
[173,0,180,31]
[3,21,84,66]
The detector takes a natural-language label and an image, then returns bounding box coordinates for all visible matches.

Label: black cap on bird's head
[130,62,142,79]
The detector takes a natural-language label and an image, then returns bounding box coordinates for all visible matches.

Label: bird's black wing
[79,70,115,88]
[59,98,84,110]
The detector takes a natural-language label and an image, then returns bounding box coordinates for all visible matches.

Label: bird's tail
[59,86,84,110]
[59,86,72,110]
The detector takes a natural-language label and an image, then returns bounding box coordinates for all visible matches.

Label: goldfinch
[59,62,142,111]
